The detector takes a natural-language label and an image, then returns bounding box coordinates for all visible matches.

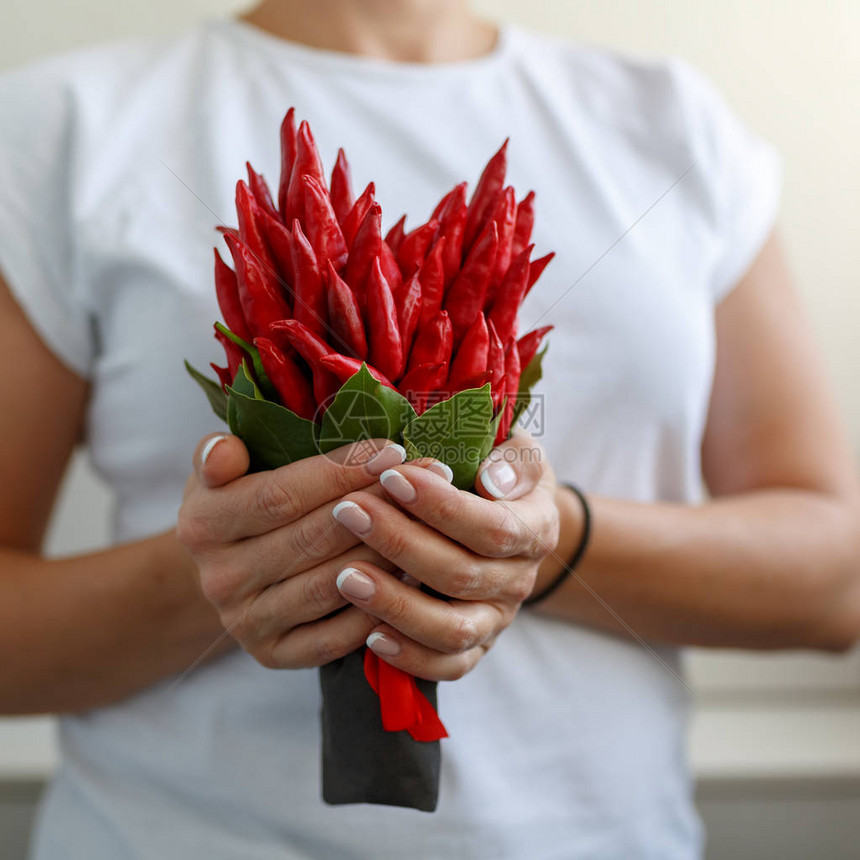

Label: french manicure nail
[379,469,417,504]
[336,567,375,600]
[365,443,407,476]
[201,435,228,466]
[332,501,373,535]
[367,631,401,656]
[426,460,454,483]
[481,458,517,499]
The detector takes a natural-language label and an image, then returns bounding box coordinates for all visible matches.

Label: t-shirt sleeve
[674,59,783,304]
[0,64,96,378]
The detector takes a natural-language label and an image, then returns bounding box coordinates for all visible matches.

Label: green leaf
[227,390,240,437]
[224,383,319,471]
[232,361,263,399]
[185,360,228,424]
[214,322,278,402]
[403,383,495,490]
[511,344,548,430]
[319,364,417,454]
[481,404,505,462]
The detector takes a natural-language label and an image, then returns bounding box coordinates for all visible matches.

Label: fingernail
[365,443,407,476]
[481,459,517,499]
[379,469,417,503]
[201,435,228,466]
[336,567,375,600]
[332,501,372,535]
[367,631,401,657]
[426,460,454,483]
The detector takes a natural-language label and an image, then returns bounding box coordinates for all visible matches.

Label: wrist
[160,529,230,648]
[525,483,589,607]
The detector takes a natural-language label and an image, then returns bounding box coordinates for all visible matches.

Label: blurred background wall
[1,2,858,858]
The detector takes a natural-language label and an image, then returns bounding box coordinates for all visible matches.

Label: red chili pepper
[290,220,327,336]
[258,213,295,297]
[464,138,508,251]
[213,247,251,342]
[431,181,466,222]
[246,162,279,221]
[416,236,446,327]
[446,369,492,395]
[486,319,506,411]
[525,251,555,296]
[379,240,403,294]
[408,309,453,371]
[326,261,368,360]
[303,176,349,270]
[487,244,532,346]
[269,318,327,359]
[268,318,339,404]
[487,186,517,299]
[511,190,535,258]
[341,182,375,248]
[496,338,521,444]
[443,220,498,345]
[329,148,354,227]
[210,363,232,392]
[397,271,422,359]
[318,353,397,390]
[254,336,316,419]
[448,312,489,391]
[385,214,407,255]
[365,258,404,381]
[437,183,467,286]
[224,233,290,338]
[515,325,553,370]
[285,120,327,227]
[216,225,239,240]
[344,202,382,306]
[214,324,244,379]
[396,219,439,279]
[397,361,448,414]
[236,180,276,273]
[277,108,297,219]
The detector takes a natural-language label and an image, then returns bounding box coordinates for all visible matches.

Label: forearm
[531,485,860,652]
[0,530,230,714]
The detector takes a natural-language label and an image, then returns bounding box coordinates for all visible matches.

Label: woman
[1,0,858,857]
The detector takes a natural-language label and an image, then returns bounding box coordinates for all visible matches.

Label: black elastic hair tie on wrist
[522,482,591,607]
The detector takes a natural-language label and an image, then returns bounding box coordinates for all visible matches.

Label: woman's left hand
[330,432,560,681]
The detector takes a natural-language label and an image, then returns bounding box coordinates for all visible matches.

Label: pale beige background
[1,3,859,857]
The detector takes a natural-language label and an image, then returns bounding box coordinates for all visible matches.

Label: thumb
[194,433,251,489]
[475,431,545,501]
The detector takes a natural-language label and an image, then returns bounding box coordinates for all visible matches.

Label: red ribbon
[363,649,448,742]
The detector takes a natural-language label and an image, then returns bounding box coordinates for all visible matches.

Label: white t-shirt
[0,18,780,860]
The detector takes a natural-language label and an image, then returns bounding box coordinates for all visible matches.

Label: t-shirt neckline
[211,16,515,81]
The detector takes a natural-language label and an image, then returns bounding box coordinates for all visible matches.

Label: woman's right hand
[177,434,408,670]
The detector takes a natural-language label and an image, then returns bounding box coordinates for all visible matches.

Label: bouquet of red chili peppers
[187,109,553,812]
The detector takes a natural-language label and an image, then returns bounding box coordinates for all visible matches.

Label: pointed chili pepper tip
[319,354,397,389]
